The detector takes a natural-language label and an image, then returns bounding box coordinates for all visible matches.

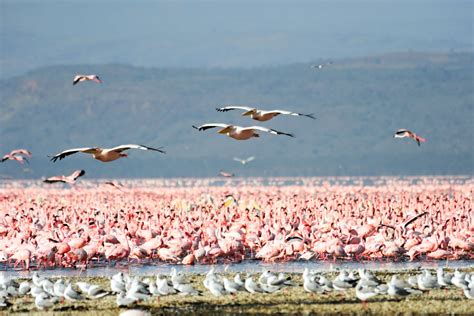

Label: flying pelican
[50,144,165,162]
[43,170,85,184]
[216,106,315,122]
[394,129,426,146]
[193,124,294,140]
[233,156,255,165]
[73,74,102,85]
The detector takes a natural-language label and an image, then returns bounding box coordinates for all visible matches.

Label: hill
[0,52,473,178]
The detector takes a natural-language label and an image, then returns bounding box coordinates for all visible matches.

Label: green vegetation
[4,269,474,315]
[1,52,473,178]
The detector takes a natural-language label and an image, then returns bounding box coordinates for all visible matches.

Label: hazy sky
[0,0,472,77]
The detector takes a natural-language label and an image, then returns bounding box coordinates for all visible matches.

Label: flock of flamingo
[0,71,467,274]
[0,176,472,270]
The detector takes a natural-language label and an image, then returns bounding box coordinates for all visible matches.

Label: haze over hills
[1,0,472,78]
[0,52,472,178]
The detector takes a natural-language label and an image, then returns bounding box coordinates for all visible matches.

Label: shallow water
[3,259,473,279]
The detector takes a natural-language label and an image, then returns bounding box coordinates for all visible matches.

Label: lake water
[3,259,473,279]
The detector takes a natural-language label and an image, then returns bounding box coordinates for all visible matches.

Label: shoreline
[3,268,474,315]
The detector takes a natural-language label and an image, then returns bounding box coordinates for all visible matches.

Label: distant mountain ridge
[0,52,473,178]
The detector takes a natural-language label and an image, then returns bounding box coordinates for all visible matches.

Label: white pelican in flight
[233,156,255,165]
[394,129,426,146]
[193,124,294,140]
[216,106,315,122]
[73,74,102,85]
[50,144,165,162]
[43,170,85,184]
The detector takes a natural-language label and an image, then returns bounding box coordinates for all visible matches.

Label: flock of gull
[0,267,472,310]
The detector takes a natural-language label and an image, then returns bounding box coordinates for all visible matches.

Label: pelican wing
[266,110,316,120]
[233,157,244,163]
[50,147,99,162]
[216,106,255,113]
[192,123,231,131]
[243,126,294,137]
[109,144,166,154]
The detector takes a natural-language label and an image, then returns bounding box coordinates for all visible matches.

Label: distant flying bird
[73,74,102,85]
[43,170,85,184]
[1,149,32,164]
[193,124,294,140]
[394,129,426,146]
[8,149,32,157]
[104,181,125,192]
[50,144,165,162]
[233,156,255,165]
[219,171,234,178]
[310,61,333,69]
[216,106,315,122]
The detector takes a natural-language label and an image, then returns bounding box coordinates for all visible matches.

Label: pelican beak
[242,110,254,116]
[218,127,232,134]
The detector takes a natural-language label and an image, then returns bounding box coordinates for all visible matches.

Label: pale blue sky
[1,0,472,78]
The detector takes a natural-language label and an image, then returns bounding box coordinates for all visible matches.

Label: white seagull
[193,124,294,140]
[233,156,255,165]
[216,106,315,122]
[50,144,165,162]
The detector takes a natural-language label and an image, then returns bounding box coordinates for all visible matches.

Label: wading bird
[216,106,315,122]
[50,144,165,162]
[193,124,294,140]
[394,129,426,146]
[73,74,102,85]
[43,170,85,184]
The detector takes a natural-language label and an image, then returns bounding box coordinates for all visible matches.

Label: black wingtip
[192,125,200,130]
[306,114,317,120]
